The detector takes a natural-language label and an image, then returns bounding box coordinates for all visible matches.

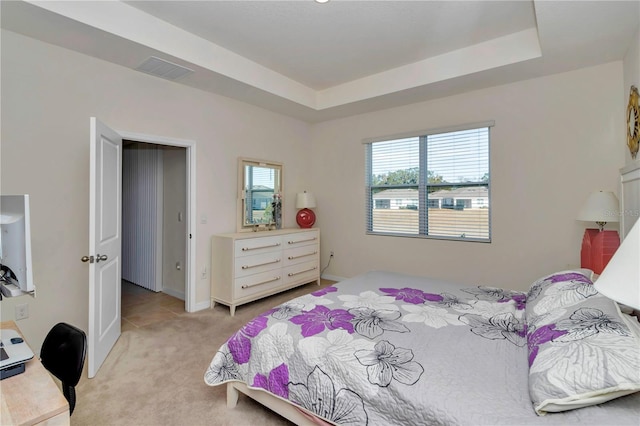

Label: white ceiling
[2,1,639,123]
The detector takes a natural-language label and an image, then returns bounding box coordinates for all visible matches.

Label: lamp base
[296,208,316,228]
[581,229,620,275]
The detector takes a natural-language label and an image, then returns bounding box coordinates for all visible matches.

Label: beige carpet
[72,280,335,426]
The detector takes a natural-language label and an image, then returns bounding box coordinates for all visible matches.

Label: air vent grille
[135,56,194,81]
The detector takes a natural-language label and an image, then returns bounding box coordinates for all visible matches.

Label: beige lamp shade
[296,192,316,209]
[577,191,620,223]
[594,218,640,310]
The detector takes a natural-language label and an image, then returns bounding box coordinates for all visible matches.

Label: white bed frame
[226,382,326,425]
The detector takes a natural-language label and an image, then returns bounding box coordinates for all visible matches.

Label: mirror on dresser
[237,158,283,232]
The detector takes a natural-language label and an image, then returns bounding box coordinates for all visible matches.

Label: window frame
[364,121,493,243]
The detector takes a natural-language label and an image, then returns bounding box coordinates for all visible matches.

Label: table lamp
[295,191,316,228]
[594,217,640,311]
[577,190,620,274]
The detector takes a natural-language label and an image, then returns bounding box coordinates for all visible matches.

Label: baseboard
[321,273,347,282]
[192,300,211,312]
[162,287,185,301]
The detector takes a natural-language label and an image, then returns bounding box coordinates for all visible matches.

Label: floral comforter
[204,271,640,425]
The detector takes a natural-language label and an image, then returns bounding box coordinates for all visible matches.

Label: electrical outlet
[15,303,28,320]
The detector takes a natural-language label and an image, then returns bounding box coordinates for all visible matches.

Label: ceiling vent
[135,56,194,81]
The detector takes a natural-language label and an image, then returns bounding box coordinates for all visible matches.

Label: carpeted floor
[72,279,335,426]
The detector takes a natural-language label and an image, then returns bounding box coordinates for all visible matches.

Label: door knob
[96,254,108,263]
[81,256,94,263]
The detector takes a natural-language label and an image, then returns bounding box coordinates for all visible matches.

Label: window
[375,199,390,209]
[365,124,491,242]
[457,199,472,209]
[427,199,440,208]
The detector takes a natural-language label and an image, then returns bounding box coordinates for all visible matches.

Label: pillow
[526,270,596,317]
[525,271,640,415]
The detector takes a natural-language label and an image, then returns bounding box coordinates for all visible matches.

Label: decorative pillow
[525,271,640,415]
[526,270,596,317]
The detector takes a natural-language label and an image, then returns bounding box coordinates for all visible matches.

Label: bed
[205,269,640,425]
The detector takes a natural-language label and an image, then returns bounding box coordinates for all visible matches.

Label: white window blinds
[366,125,491,242]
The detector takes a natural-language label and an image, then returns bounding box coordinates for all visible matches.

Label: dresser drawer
[235,251,282,278]
[234,270,283,299]
[284,244,318,267]
[234,235,282,258]
[283,260,318,286]
[283,231,318,249]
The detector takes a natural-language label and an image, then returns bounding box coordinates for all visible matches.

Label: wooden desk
[0,321,69,425]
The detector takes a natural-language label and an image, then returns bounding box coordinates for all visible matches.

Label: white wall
[310,62,626,291]
[0,30,312,349]
[623,26,640,168]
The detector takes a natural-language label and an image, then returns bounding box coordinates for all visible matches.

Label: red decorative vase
[296,208,316,228]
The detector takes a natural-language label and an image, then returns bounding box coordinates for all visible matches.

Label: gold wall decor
[627,85,639,159]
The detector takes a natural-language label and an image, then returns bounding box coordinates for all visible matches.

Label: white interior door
[88,117,122,378]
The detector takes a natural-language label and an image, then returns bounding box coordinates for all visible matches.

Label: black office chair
[40,322,87,415]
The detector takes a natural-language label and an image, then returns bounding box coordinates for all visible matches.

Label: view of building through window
[366,127,490,241]
[245,165,277,224]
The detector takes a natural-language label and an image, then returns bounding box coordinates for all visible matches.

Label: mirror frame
[237,157,283,232]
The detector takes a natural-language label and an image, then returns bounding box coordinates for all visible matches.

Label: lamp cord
[320,254,333,276]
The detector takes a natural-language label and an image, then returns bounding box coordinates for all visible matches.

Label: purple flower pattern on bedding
[228,315,269,364]
[527,324,567,366]
[527,270,596,306]
[533,279,597,303]
[524,272,620,368]
[205,350,242,382]
[312,286,338,296]
[498,293,527,310]
[289,305,355,337]
[269,302,306,320]
[554,308,630,341]
[380,287,443,304]
[354,340,424,387]
[348,307,409,339]
[462,286,524,303]
[547,272,591,284]
[288,366,368,425]
[460,312,528,346]
[252,363,290,399]
[208,272,640,425]
[437,293,473,310]
[525,271,640,415]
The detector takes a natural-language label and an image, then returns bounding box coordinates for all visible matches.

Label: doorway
[121,141,187,327]
[118,130,197,314]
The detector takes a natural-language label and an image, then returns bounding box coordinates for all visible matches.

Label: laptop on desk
[0,328,34,379]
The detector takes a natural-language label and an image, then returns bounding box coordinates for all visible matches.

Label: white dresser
[211,228,320,315]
